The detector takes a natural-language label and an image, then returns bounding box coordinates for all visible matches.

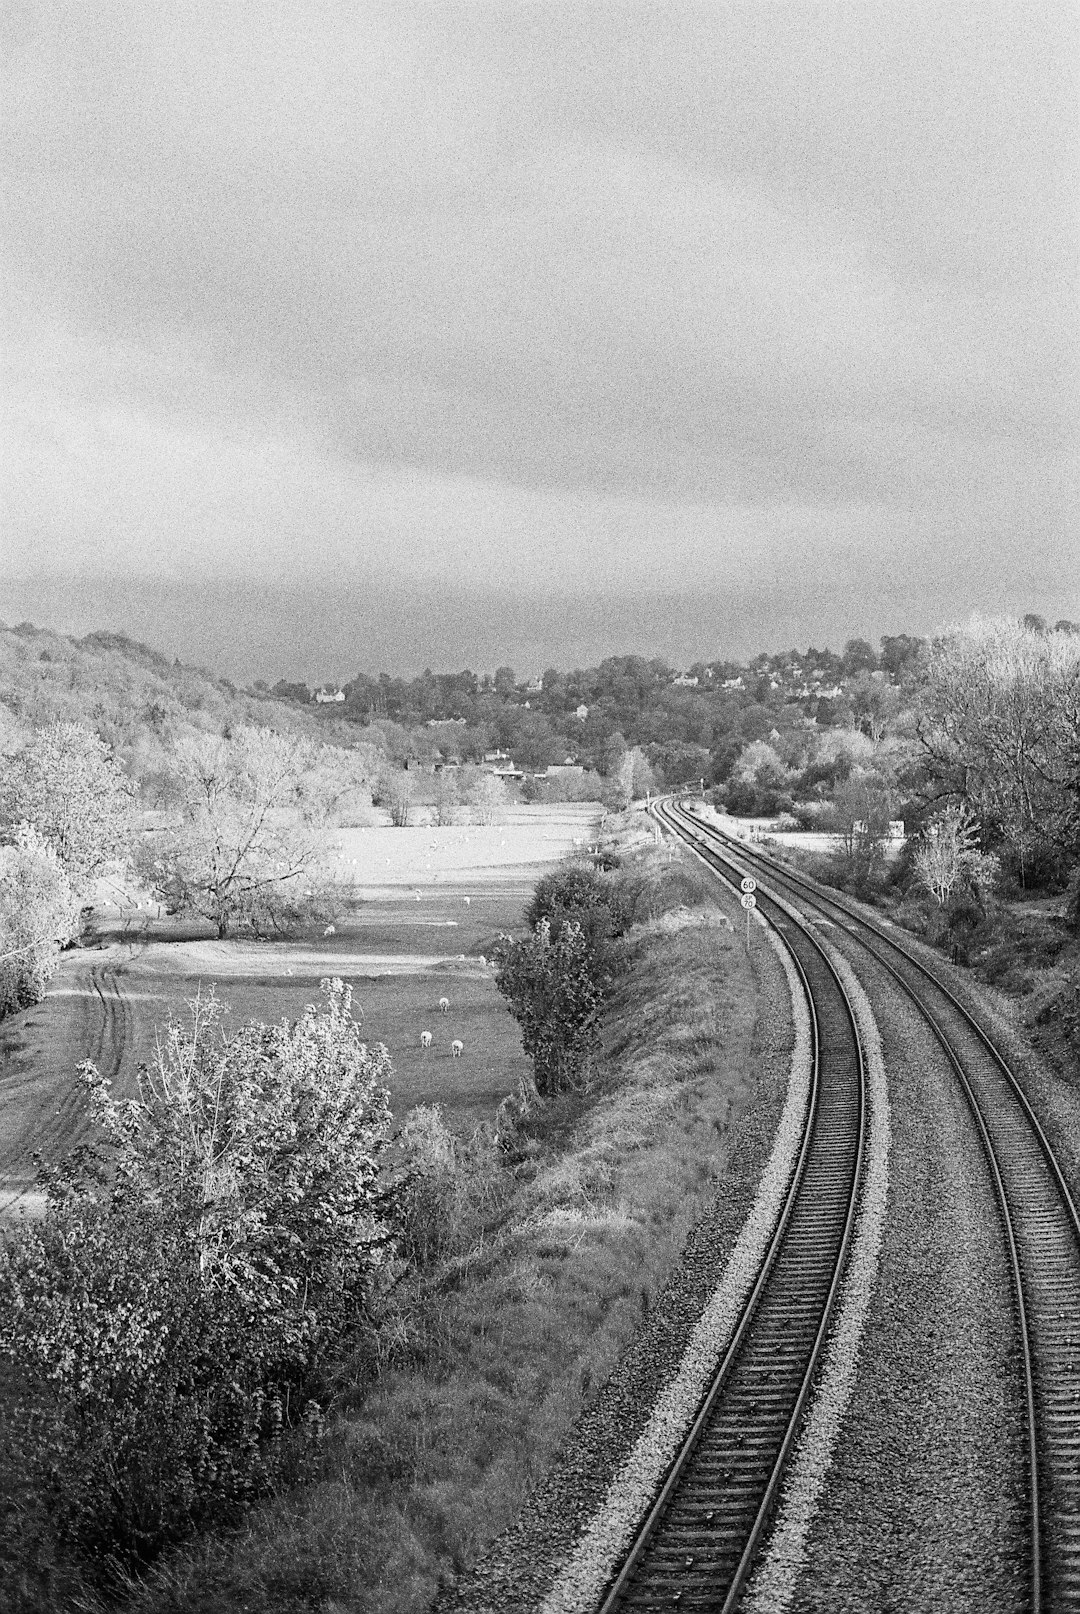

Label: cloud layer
[3,2,1077,672]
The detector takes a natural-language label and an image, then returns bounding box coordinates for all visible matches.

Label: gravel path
[432,886,801,1614]
[768,927,1027,1612]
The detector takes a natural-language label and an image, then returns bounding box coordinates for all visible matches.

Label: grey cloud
[2,1,1077,661]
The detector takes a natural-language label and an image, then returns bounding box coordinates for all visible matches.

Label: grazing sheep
[463,895,471,906]
[323,924,336,936]
[439,996,450,1014]
[451,1039,463,1058]
[477,955,486,967]
[420,1030,432,1050]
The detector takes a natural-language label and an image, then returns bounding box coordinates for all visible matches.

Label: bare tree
[469,774,507,825]
[379,768,414,827]
[919,619,1080,878]
[913,807,999,911]
[434,769,459,826]
[142,728,343,936]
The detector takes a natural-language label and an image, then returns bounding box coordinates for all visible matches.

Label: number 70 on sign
[739,877,756,946]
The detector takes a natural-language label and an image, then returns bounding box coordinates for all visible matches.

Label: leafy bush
[0,980,395,1577]
[525,863,629,933]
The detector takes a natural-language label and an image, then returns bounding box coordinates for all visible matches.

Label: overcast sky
[2,2,1078,678]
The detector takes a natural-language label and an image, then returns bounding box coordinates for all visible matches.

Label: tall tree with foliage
[0,824,82,1020]
[0,721,133,891]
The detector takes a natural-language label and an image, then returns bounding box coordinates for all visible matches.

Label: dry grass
[67,842,761,1614]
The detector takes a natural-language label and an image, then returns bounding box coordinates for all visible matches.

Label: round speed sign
[740,876,757,894]
[740,892,757,910]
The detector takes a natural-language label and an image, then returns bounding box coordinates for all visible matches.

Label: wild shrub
[394,1105,511,1271]
[0,980,396,1576]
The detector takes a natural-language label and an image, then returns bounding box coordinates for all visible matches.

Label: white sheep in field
[451,1039,463,1058]
[439,996,450,1014]
[323,924,335,936]
[477,955,486,967]
[420,1030,432,1050]
[463,896,471,906]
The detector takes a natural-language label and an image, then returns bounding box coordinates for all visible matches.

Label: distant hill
[0,620,363,789]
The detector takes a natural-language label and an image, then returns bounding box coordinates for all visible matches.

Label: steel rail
[600,800,867,1612]
[669,801,1080,1248]
[597,935,823,1614]
[664,796,1080,1611]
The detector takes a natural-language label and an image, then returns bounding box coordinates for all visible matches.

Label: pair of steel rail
[599,797,1079,1612]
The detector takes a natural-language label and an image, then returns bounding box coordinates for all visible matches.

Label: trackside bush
[496,864,633,1095]
[0,979,395,1577]
[495,917,611,1095]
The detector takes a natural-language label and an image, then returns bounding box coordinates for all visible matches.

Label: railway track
[599,811,868,1612]
[661,796,1080,1612]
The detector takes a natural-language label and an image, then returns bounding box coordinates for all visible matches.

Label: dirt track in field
[0,955,137,1217]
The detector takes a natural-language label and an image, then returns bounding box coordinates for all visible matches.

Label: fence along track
[668,798,1080,1612]
[599,804,866,1613]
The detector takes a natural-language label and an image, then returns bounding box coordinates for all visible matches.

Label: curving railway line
[598,811,869,1612]
[650,794,1080,1613]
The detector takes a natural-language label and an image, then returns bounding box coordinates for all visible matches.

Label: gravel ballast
[765,923,1028,1612]
[743,936,891,1612]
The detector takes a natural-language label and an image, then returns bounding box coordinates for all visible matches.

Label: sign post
[740,888,757,948]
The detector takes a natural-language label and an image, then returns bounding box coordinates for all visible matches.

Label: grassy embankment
[114,817,765,1614]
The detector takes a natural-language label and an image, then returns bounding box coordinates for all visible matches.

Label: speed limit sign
[740,876,757,894]
[740,892,757,909]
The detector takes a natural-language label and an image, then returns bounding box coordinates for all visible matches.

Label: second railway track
[661,795,1080,1612]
